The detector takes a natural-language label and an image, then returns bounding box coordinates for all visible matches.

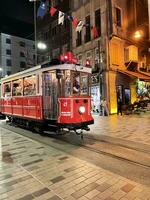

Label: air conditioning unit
[124,45,138,63]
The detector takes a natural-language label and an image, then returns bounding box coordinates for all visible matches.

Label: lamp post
[0,68,3,78]
[29,0,38,65]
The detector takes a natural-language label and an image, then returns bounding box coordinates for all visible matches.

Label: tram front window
[72,72,80,95]
[65,70,71,96]
[81,74,88,95]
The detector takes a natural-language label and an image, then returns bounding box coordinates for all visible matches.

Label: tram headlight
[78,106,86,114]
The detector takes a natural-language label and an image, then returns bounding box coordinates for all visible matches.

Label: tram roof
[1,63,92,82]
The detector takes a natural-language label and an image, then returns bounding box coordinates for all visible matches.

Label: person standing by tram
[101,98,109,116]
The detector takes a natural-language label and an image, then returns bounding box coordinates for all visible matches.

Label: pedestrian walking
[101,98,109,116]
[117,97,123,115]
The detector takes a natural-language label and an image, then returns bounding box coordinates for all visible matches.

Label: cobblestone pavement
[90,113,150,146]
[0,127,150,200]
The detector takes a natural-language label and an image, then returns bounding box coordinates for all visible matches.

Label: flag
[67,15,73,21]
[37,2,46,18]
[72,18,78,28]
[58,11,65,25]
[50,7,57,16]
[76,21,84,32]
[92,26,98,39]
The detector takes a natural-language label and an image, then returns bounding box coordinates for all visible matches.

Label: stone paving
[90,113,150,145]
[0,127,150,200]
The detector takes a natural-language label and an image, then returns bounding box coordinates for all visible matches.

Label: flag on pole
[76,21,84,32]
[72,18,78,28]
[58,11,65,25]
[37,2,46,18]
[92,26,99,39]
[50,7,57,16]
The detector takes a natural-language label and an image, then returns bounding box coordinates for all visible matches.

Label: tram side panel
[22,96,43,120]
[2,95,43,121]
[12,97,23,116]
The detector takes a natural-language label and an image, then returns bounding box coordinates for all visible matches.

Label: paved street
[90,113,150,146]
[0,113,150,200]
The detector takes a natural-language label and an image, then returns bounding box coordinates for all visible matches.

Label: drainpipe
[148,0,150,41]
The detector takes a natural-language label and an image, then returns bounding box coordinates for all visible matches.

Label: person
[101,98,109,116]
[117,97,123,115]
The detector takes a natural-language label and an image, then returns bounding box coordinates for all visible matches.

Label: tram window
[65,70,71,96]
[81,74,88,95]
[23,75,36,96]
[12,79,23,96]
[4,82,11,97]
[72,72,80,95]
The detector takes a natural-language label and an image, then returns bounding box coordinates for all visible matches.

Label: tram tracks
[1,122,150,186]
[56,134,150,169]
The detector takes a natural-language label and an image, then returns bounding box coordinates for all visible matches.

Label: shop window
[95,9,101,37]
[20,52,25,57]
[6,49,11,55]
[23,75,36,96]
[81,74,88,95]
[4,82,11,97]
[124,89,131,105]
[20,61,26,68]
[12,79,23,96]
[115,7,122,27]
[19,41,25,47]
[85,15,91,43]
[76,31,82,47]
[7,71,11,76]
[6,38,11,44]
[78,54,83,65]
[6,59,12,67]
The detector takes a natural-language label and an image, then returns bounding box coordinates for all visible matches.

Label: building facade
[36,0,71,63]
[0,33,35,77]
[72,0,150,114]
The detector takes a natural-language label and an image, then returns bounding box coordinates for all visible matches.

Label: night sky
[0,0,34,38]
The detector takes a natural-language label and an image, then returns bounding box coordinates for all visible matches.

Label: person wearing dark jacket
[117,97,123,115]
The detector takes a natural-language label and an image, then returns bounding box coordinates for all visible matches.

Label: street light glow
[134,30,143,39]
[37,42,47,50]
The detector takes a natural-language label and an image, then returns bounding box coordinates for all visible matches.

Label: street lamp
[134,30,143,39]
[37,42,47,50]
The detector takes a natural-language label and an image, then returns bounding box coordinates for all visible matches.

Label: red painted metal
[58,97,93,124]
[1,96,43,120]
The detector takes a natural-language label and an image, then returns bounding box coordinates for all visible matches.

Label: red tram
[0,63,94,134]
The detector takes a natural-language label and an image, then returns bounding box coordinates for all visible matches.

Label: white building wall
[0,33,35,77]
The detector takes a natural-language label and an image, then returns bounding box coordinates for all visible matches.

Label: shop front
[109,70,150,114]
[91,73,101,114]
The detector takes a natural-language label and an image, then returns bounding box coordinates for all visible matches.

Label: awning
[117,69,150,81]
[139,71,150,77]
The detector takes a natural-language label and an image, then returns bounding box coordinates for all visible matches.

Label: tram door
[42,71,58,120]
